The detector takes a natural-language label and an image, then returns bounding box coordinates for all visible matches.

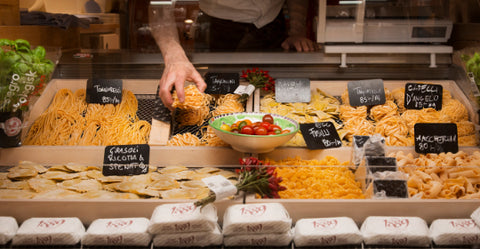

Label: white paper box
[361,216,430,247]
[0,216,18,245]
[82,218,152,246]
[223,203,292,235]
[470,206,480,226]
[12,217,85,246]
[148,203,218,234]
[224,229,294,247]
[152,224,222,247]
[294,217,363,247]
[430,219,480,245]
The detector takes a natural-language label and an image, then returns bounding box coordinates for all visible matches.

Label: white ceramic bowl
[209,112,299,153]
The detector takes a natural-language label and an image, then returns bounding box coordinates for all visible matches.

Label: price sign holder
[103,144,150,176]
[404,83,443,110]
[365,156,397,174]
[86,78,123,104]
[300,122,342,150]
[275,78,311,103]
[347,79,385,106]
[414,123,458,154]
[372,179,408,198]
[204,72,239,94]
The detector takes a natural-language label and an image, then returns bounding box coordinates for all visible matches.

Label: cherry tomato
[267,131,277,135]
[268,124,281,132]
[260,121,271,130]
[281,129,291,134]
[255,126,268,135]
[262,114,274,124]
[240,125,254,135]
[220,123,231,132]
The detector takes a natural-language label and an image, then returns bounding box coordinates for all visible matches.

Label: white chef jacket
[199,0,285,28]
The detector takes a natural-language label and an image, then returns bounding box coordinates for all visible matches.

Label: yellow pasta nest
[24,89,150,146]
[391,150,480,199]
[340,86,477,146]
[265,156,365,199]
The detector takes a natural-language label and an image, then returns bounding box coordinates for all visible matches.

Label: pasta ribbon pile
[172,84,214,127]
[264,156,365,199]
[169,86,244,146]
[340,86,477,146]
[24,89,151,146]
[391,150,480,199]
[260,89,346,146]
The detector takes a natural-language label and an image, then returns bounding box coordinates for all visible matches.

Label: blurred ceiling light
[184,19,194,24]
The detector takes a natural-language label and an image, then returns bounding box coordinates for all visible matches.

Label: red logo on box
[4,117,21,136]
[37,219,66,229]
[450,220,476,229]
[171,204,196,215]
[107,220,133,229]
[313,219,338,229]
[240,205,266,216]
[384,218,410,230]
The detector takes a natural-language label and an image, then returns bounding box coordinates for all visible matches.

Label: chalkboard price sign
[414,123,458,154]
[300,122,342,150]
[404,83,443,110]
[103,144,150,176]
[86,78,123,104]
[365,156,397,174]
[347,79,386,106]
[275,78,311,103]
[204,73,239,94]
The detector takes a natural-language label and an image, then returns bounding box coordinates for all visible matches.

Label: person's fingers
[190,70,207,92]
[294,41,303,52]
[281,40,290,51]
[174,75,186,103]
[159,83,174,110]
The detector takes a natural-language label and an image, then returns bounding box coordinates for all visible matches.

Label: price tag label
[202,175,237,200]
[300,122,342,150]
[234,84,256,96]
[86,78,123,104]
[414,123,458,154]
[275,78,311,103]
[103,144,150,176]
[373,180,408,198]
[365,156,397,174]
[204,72,239,94]
[347,79,386,106]
[404,83,443,110]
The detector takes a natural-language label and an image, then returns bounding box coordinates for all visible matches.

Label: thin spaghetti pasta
[24,89,150,146]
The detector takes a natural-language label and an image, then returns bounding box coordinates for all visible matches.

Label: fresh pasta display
[339,86,477,146]
[390,150,480,199]
[264,156,365,199]
[24,89,151,146]
[260,89,346,146]
[168,85,245,146]
[0,161,238,200]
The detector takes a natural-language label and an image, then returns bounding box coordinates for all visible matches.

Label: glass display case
[1,0,480,248]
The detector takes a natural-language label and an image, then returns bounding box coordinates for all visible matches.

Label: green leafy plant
[0,39,55,112]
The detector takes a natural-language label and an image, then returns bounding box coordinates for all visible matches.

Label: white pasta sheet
[148,203,218,234]
[223,229,294,247]
[294,217,363,247]
[82,218,152,246]
[12,217,85,246]
[361,216,430,247]
[222,203,292,235]
[430,219,480,245]
[152,224,222,247]
[0,216,18,245]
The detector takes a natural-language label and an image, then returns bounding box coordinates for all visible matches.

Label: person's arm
[281,0,317,52]
[149,4,206,110]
